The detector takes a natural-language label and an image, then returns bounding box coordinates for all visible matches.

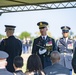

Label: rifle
[36,44,52,55]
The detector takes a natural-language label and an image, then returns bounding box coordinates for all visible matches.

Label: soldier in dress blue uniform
[56,26,76,75]
[0,25,22,72]
[32,21,56,68]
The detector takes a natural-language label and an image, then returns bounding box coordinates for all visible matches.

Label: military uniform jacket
[56,38,76,69]
[0,36,22,72]
[32,36,56,68]
[56,38,75,53]
[0,68,13,75]
[44,63,70,75]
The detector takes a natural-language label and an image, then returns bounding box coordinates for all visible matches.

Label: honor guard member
[0,25,22,72]
[56,26,76,75]
[0,51,13,75]
[32,21,56,68]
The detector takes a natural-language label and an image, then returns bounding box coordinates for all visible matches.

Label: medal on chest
[67,43,73,49]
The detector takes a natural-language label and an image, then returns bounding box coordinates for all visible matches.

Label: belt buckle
[64,53,66,55]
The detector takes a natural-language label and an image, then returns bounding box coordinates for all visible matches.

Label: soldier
[32,21,56,68]
[0,25,22,72]
[56,26,76,75]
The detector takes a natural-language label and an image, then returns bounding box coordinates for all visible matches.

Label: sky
[0,8,76,39]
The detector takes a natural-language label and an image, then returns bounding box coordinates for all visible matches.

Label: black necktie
[43,36,45,40]
[43,36,46,45]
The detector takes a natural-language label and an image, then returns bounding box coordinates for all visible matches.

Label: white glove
[39,49,47,55]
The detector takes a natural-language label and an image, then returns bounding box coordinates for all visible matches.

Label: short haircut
[13,56,23,68]
[51,51,60,60]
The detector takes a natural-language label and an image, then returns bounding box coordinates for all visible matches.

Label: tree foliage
[19,31,31,39]
[0,34,5,40]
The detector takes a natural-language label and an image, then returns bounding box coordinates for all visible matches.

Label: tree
[19,31,31,39]
[0,34,5,40]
